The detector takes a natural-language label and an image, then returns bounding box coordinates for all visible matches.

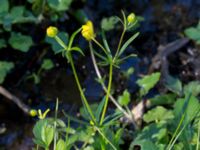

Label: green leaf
[46,32,68,53]
[134,123,167,142]
[0,0,9,13]
[44,125,54,146]
[137,72,161,96]
[101,16,118,31]
[184,81,200,96]
[149,93,176,106]
[118,32,139,56]
[184,27,200,41]
[129,140,158,150]
[10,6,24,20]
[95,98,106,122]
[0,61,14,84]
[143,106,174,123]
[56,139,66,150]
[118,89,130,106]
[174,95,200,125]
[33,119,48,148]
[47,0,72,11]
[41,59,54,70]
[0,39,6,49]
[9,32,33,52]
[70,47,84,56]
[164,75,182,96]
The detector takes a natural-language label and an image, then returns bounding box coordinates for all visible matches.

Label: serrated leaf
[118,89,130,106]
[101,16,118,31]
[0,61,14,84]
[41,59,54,70]
[143,106,174,123]
[137,72,160,96]
[9,32,33,52]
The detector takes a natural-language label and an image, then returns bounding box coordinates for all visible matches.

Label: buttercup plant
[33,11,140,150]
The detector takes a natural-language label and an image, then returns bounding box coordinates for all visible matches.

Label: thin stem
[89,42,136,126]
[53,98,59,150]
[196,120,200,150]
[68,53,96,123]
[55,36,68,50]
[36,145,39,150]
[92,38,108,56]
[167,113,185,150]
[168,124,187,150]
[114,27,126,62]
[100,61,113,125]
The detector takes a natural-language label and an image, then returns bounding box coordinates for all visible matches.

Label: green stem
[53,99,59,150]
[196,120,200,150]
[100,62,113,125]
[92,38,108,56]
[55,36,68,50]
[167,113,185,150]
[114,28,126,61]
[68,53,96,123]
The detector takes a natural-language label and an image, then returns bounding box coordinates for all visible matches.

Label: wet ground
[0,0,200,149]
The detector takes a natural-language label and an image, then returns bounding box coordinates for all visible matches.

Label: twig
[0,86,30,115]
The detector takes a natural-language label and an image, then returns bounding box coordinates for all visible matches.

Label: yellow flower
[46,26,58,37]
[127,13,136,24]
[38,109,50,119]
[29,109,37,117]
[81,21,95,41]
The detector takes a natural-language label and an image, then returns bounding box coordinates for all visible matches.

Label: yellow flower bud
[29,109,37,117]
[127,13,136,24]
[46,26,58,37]
[81,21,95,41]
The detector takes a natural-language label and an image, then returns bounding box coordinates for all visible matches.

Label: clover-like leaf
[9,32,33,52]
[101,16,118,31]
[118,89,130,106]
[41,59,54,70]
[137,72,160,96]
[143,106,174,123]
